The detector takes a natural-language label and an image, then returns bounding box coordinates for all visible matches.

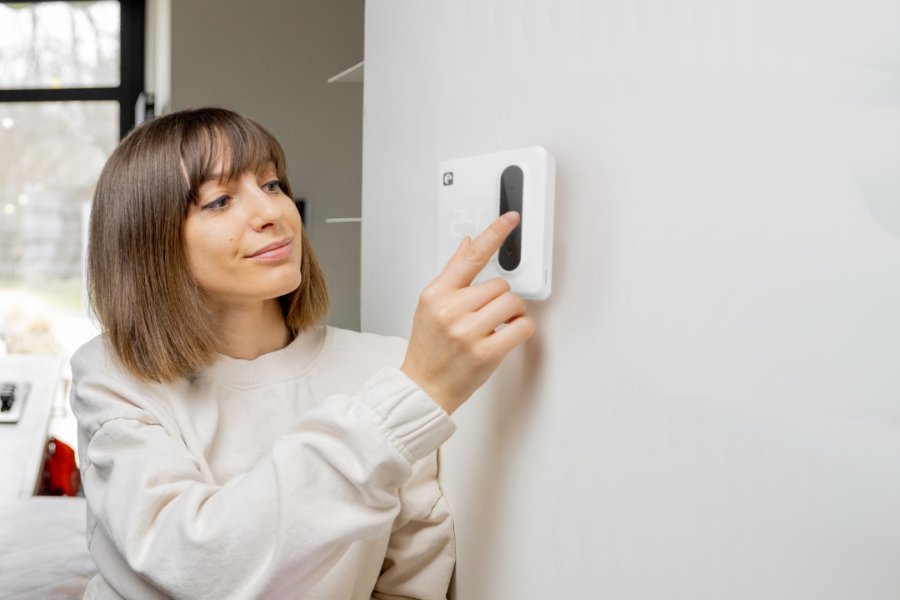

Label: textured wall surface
[172,0,364,330]
[362,1,900,598]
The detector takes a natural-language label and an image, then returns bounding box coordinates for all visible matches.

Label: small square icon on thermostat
[443,172,454,186]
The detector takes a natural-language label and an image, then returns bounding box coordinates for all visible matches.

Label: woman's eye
[202,195,230,210]
[264,180,282,193]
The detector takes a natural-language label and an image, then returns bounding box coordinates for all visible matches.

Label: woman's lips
[248,239,293,261]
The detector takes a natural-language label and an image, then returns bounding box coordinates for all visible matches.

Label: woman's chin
[272,275,303,299]
[254,267,303,298]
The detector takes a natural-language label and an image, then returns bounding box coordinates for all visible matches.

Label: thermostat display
[434,146,556,300]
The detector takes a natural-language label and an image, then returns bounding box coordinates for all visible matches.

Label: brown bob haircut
[88,107,328,382]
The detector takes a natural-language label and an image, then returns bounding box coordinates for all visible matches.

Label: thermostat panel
[434,146,556,300]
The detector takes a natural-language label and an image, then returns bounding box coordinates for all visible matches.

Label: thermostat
[434,146,556,300]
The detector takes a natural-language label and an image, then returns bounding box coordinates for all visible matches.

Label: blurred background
[0,1,120,357]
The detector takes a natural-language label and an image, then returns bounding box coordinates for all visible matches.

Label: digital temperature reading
[450,208,493,238]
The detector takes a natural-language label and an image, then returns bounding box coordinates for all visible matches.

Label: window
[0,0,144,356]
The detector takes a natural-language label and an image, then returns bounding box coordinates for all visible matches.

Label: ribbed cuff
[357,366,456,463]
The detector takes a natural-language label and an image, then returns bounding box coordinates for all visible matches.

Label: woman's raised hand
[401,212,536,415]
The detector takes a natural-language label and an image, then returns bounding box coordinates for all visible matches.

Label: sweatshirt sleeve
[71,358,455,600]
[372,450,456,600]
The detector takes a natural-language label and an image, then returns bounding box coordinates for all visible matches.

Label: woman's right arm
[73,358,452,600]
[74,212,533,599]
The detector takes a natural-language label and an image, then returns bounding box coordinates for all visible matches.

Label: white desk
[0,355,63,501]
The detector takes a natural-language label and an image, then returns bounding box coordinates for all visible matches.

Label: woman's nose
[246,183,284,230]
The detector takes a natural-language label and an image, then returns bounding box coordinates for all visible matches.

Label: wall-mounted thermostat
[434,146,556,300]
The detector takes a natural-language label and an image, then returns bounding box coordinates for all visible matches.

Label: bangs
[179,110,286,199]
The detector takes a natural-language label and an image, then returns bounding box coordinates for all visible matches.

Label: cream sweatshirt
[69,326,457,600]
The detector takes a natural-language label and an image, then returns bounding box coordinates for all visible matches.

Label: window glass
[0,101,118,354]
[0,1,120,90]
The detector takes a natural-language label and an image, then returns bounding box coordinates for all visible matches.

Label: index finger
[437,211,520,289]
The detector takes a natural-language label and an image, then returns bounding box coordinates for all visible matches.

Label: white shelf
[328,61,364,84]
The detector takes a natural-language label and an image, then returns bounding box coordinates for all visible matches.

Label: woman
[71,107,534,599]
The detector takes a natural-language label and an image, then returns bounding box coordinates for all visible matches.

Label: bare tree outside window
[0,1,120,90]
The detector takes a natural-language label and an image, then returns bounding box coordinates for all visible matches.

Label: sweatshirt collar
[199,326,328,387]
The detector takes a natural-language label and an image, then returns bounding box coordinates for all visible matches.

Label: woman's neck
[214,297,292,360]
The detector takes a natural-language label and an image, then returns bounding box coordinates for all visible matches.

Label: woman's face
[183,162,304,307]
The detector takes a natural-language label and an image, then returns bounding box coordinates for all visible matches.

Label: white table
[0,355,63,501]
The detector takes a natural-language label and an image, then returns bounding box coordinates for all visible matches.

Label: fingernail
[502,211,519,225]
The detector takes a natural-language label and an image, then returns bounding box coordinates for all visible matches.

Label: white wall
[362,1,900,598]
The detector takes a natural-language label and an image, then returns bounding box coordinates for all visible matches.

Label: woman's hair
[87,107,329,382]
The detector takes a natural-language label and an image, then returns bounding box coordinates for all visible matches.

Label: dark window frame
[0,0,145,138]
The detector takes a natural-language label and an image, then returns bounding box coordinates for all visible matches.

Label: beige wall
[172,0,364,330]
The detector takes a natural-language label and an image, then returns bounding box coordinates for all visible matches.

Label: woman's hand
[401,212,536,415]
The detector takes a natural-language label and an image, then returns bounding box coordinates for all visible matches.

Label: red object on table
[38,437,81,496]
